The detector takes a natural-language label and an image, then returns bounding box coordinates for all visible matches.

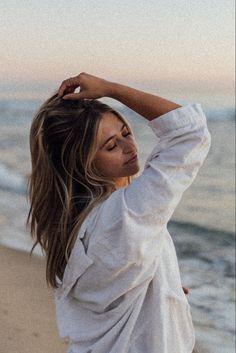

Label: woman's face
[93,112,140,185]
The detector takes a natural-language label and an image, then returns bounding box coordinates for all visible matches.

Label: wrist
[106,81,122,99]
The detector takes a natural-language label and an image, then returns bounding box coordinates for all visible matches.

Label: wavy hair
[26,94,133,288]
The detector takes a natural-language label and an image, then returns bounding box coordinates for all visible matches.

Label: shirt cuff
[148,103,207,138]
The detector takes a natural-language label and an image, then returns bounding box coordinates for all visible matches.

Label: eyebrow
[101,123,127,148]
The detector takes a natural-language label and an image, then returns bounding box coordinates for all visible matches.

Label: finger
[58,78,77,97]
[66,86,76,94]
[58,86,74,96]
[62,92,85,100]
[57,81,69,97]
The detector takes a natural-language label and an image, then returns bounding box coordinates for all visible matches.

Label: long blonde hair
[26,94,133,288]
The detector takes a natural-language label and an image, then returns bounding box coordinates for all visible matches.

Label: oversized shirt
[54,103,211,353]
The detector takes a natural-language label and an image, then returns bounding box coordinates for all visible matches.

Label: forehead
[97,112,125,139]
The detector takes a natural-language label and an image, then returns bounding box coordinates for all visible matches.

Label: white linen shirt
[54,103,211,353]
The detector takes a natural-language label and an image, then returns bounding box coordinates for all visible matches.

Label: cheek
[94,152,122,174]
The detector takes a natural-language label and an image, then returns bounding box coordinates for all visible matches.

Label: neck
[115,177,128,189]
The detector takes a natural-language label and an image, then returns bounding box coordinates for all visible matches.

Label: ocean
[0,99,235,352]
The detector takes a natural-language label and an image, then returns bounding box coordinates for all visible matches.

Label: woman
[27,72,211,353]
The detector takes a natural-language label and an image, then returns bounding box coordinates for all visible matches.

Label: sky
[0,0,235,107]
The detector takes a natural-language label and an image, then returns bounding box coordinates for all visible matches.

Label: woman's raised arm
[57,72,181,120]
[108,81,181,121]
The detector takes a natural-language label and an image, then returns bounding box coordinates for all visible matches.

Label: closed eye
[108,144,117,151]
[107,132,132,151]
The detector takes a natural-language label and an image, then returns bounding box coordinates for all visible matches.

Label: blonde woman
[27,72,211,353]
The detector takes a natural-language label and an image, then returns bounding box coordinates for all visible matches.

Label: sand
[0,245,68,353]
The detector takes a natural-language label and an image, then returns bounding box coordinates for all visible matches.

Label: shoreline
[0,245,67,353]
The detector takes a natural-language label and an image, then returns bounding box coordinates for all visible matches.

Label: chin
[127,163,140,176]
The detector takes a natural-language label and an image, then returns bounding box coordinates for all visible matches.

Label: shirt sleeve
[124,103,211,220]
[92,103,211,254]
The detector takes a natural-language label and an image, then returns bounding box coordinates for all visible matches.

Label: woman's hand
[57,72,113,100]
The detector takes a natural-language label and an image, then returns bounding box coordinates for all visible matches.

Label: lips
[125,154,137,165]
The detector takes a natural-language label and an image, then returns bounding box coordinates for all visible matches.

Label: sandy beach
[0,245,67,353]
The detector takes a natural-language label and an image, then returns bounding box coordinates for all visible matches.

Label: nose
[122,138,137,154]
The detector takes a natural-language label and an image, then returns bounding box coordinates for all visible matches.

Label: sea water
[0,99,235,352]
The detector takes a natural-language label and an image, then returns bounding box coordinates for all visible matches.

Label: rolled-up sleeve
[124,103,211,220]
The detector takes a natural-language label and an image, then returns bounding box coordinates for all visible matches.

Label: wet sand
[0,245,68,353]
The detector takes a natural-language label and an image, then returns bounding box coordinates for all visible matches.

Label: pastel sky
[0,0,235,106]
